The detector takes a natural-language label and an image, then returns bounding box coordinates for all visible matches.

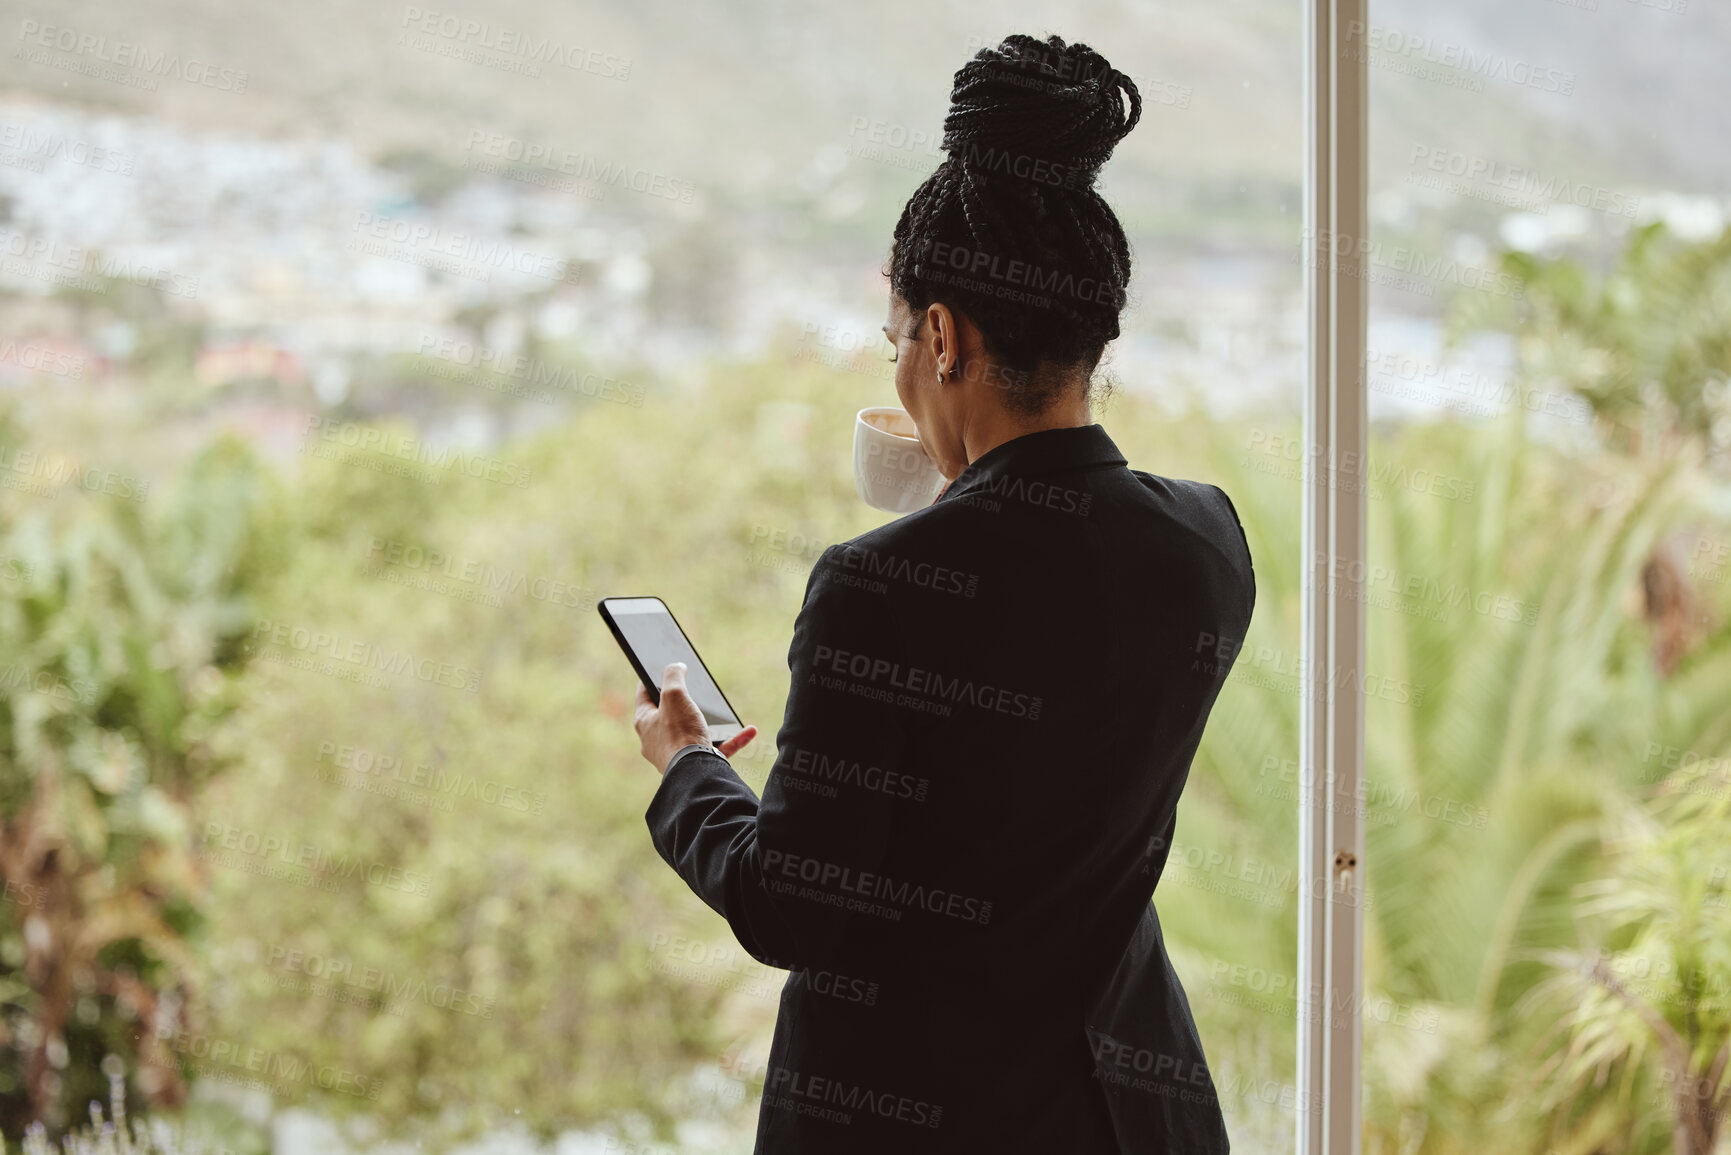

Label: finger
[662,662,688,693]
[718,725,759,758]
[635,681,652,707]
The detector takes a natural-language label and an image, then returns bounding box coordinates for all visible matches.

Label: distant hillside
[4,0,1717,222]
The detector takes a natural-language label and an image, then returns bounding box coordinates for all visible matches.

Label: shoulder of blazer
[808,505,990,619]
[1127,471,1256,587]
[834,496,978,558]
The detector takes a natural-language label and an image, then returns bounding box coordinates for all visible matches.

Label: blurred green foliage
[0,412,281,1138]
[7,226,1731,1155]
[1450,222,1731,459]
[183,346,1731,1153]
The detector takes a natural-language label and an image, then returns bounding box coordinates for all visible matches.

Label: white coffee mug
[853,406,947,513]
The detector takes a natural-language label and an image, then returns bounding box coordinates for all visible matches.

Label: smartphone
[597,597,744,743]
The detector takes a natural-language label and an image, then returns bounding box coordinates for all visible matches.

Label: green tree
[0,420,278,1137]
[1150,403,1731,1151]
[184,366,902,1147]
[1449,222,1731,461]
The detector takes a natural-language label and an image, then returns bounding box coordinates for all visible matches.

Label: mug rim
[856,405,920,437]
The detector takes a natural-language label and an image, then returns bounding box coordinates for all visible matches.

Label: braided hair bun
[945,35,1142,183]
[889,34,1141,415]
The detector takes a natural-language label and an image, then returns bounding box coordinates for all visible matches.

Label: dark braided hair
[889,34,1141,418]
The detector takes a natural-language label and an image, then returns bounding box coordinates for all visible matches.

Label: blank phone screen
[606,598,740,728]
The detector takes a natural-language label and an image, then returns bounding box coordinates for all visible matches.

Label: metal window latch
[1333,849,1357,893]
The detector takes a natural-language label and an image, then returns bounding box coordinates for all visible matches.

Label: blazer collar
[935,423,1128,506]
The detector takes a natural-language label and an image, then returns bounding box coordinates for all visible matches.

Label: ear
[926,302,958,377]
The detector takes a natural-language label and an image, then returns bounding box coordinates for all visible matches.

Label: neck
[963,393,1094,466]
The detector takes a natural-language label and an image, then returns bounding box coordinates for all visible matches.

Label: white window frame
[1299,0,1369,1151]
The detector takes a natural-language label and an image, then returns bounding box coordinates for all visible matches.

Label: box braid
[889,34,1141,417]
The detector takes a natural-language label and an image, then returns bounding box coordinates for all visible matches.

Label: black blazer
[647,422,1255,1153]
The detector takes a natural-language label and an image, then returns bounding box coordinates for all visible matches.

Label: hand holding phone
[632,662,758,774]
[599,597,758,770]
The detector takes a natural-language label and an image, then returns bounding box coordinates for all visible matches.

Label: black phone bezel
[596,596,744,728]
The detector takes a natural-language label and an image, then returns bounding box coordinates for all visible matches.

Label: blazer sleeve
[644,543,914,971]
